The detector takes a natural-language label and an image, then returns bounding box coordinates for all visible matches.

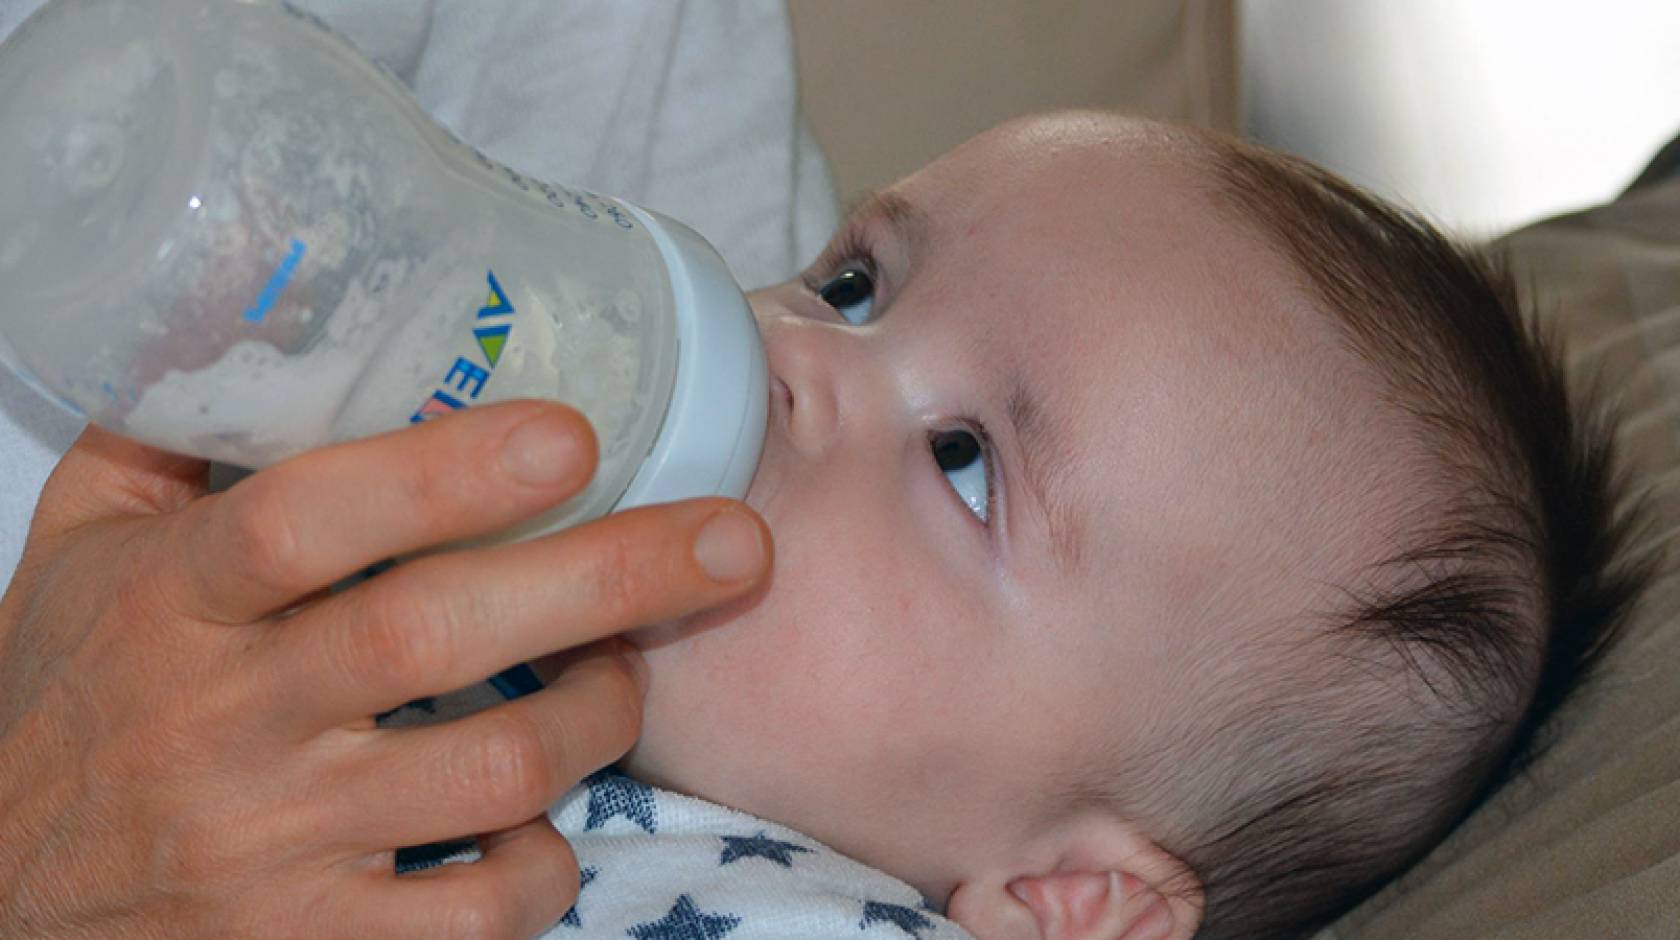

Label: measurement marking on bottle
[243,238,307,323]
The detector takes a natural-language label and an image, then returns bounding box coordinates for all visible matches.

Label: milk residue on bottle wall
[125,248,646,471]
[327,262,647,473]
[486,284,646,468]
[122,251,426,467]
[111,21,408,466]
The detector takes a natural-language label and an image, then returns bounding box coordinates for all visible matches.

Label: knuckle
[348,578,454,692]
[137,739,230,880]
[153,814,239,888]
[400,444,464,523]
[464,716,554,816]
[221,480,306,595]
[111,543,176,625]
[580,531,648,623]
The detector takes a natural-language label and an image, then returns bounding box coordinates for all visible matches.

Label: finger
[30,424,208,538]
[166,400,597,623]
[326,818,579,940]
[392,817,581,940]
[321,642,642,850]
[258,497,767,725]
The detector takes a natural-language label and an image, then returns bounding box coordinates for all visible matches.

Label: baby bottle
[0,0,767,541]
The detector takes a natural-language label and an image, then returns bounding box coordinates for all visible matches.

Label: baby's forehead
[893,117,1428,641]
[896,117,1312,364]
[903,112,1219,226]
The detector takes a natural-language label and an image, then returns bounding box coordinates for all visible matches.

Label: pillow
[1325,138,1680,939]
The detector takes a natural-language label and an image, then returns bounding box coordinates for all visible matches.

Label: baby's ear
[1008,871,1181,940]
[945,829,1201,940]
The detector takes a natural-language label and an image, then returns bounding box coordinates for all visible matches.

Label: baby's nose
[761,317,841,458]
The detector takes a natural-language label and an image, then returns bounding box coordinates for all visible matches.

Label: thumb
[31,424,210,537]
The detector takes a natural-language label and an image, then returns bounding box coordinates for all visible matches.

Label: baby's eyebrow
[1006,377,1086,570]
[843,189,932,259]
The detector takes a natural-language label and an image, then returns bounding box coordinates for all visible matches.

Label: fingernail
[693,509,765,583]
[501,412,579,485]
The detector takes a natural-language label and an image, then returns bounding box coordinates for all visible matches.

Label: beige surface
[1327,163,1680,939]
[788,0,1238,203]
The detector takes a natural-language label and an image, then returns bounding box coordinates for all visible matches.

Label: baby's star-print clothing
[538,770,972,939]
[379,684,974,939]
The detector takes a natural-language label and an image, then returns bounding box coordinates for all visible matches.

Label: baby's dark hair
[1135,133,1656,939]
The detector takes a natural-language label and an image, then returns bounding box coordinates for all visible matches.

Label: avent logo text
[409,270,515,423]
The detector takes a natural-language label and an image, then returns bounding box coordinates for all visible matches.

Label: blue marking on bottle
[244,238,307,323]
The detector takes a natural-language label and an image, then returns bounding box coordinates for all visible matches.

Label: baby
[398,111,1648,940]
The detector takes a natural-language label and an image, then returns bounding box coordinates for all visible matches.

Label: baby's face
[623,115,1413,901]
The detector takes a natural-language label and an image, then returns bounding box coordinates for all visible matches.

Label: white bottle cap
[612,205,767,511]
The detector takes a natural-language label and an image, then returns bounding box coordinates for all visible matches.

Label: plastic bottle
[0,0,767,541]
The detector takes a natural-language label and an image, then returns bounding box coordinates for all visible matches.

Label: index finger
[252,498,770,726]
[166,401,597,623]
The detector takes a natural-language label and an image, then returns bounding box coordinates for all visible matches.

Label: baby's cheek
[700,598,936,759]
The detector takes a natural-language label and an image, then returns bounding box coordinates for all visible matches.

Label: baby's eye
[817,267,875,325]
[930,428,992,524]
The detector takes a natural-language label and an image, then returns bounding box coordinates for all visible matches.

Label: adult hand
[0,401,770,938]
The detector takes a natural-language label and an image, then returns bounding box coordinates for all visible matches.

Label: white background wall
[1243,0,1680,237]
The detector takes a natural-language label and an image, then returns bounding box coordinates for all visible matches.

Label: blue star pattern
[860,900,936,938]
[628,894,741,940]
[583,769,658,834]
[529,775,973,940]
[719,832,814,868]
[556,866,598,929]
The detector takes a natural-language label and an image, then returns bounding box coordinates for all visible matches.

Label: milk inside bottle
[0,0,767,539]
